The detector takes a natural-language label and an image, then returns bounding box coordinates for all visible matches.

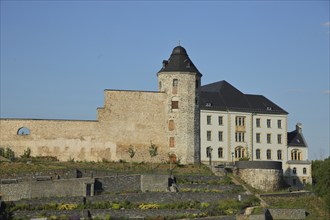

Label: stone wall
[235,161,283,192]
[266,209,306,219]
[0,178,94,201]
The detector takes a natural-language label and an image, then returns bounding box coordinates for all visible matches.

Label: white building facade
[199,81,311,187]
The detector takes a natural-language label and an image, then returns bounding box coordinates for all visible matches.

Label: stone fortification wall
[266,209,306,219]
[97,90,168,162]
[235,161,283,192]
[0,119,116,161]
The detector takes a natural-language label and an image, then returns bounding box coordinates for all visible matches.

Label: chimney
[296,123,302,134]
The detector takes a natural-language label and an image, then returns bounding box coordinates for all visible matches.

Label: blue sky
[1,1,329,160]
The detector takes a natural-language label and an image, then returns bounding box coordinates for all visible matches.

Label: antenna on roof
[178,40,181,46]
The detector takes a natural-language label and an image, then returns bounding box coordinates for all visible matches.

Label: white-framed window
[218,147,223,158]
[235,146,246,159]
[277,134,282,144]
[256,118,261,128]
[267,149,272,159]
[267,119,271,128]
[235,132,245,142]
[278,120,282,129]
[235,116,245,126]
[207,131,212,141]
[267,134,271,144]
[256,133,261,143]
[293,167,297,174]
[218,116,223,125]
[277,150,282,160]
[207,115,211,125]
[256,149,261,159]
[206,146,212,158]
[218,131,223,142]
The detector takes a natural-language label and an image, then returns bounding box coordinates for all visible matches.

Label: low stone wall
[0,178,94,201]
[235,161,283,192]
[96,175,141,194]
[266,209,306,219]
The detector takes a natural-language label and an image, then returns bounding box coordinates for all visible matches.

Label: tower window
[171,101,179,110]
[293,167,297,174]
[303,167,307,174]
[173,79,178,87]
[17,127,31,135]
[168,120,175,131]
[169,137,175,148]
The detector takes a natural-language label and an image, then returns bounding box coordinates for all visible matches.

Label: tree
[149,142,158,170]
[127,145,136,169]
[312,157,330,214]
[21,147,31,159]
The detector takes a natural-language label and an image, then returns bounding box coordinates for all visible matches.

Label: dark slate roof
[287,160,311,165]
[158,46,202,76]
[200,80,288,114]
[288,129,308,147]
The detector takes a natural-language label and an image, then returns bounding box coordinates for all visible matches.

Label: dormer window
[267,106,272,110]
[206,103,212,107]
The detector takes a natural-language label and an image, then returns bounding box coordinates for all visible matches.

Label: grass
[0,160,213,176]
[263,194,329,220]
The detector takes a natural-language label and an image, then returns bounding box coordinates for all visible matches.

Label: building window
[169,137,175,148]
[235,146,246,159]
[218,147,223,158]
[218,131,223,141]
[218,116,223,125]
[256,149,261,159]
[256,118,261,128]
[277,134,282,144]
[172,79,178,94]
[235,116,245,126]
[303,167,307,174]
[207,115,211,125]
[267,119,271,128]
[256,133,261,143]
[267,134,271,144]
[277,150,282,160]
[173,79,178,87]
[207,131,212,141]
[235,132,245,142]
[206,146,212,158]
[278,120,282,129]
[168,120,175,131]
[267,149,272,160]
[171,101,179,110]
[291,149,302,160]
[17,127,30,135]
[293,167,297,174]
[159,81,162,91]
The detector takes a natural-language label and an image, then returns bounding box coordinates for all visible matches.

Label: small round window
[17,127,30,135]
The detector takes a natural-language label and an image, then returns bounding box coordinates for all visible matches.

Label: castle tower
[157,46,202,164]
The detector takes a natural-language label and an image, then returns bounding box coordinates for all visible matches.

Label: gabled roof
[288,124,308,147]
[158,46,202,76]
[200,80,288,114]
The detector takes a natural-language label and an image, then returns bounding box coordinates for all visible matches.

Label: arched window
[277,150,282,160]
[266,149,272,160]
[303,167,307,174]
[256,149,261,159]
[206,147,212,158]
[291,149,302,160]
[17,127,30,135]
[293,167,297,174]
[172,79,178,94]
[218,147,223,158]
[235,146,245,159]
